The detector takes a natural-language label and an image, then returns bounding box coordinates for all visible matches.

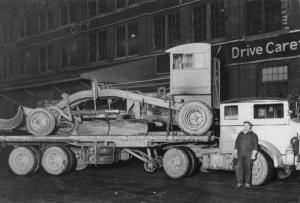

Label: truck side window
[254,104,284,119]
[224,105,238,120]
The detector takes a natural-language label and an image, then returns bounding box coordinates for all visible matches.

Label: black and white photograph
[0,0,300,202]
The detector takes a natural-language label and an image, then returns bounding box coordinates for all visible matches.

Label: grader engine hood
[0,106,25,130]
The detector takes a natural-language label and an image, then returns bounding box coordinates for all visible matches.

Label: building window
[40,13,47,32]
[2,56,8,78]
[115,23,138,58]
[246,0,281,35]
[40,10,56,32]
[70,2,79,23]
[61,40,78,68]
[98,31,107,61]
[210,0,225,39]
[19,21,25,39]
[153,11,180,50]
[39,46,47,72]
[88,0,97,17]
[89,31,107,63]
[116,0,126,9]
[24,50,33,74]
[116,26,126,57]
[262,66,288,82]
[193,5,207,42]
[60,5,69,26]
[193,1,225,41]
[87,0,108,17]
[153,15,165,50]
[168,12,180,47]
[47,10,55,30]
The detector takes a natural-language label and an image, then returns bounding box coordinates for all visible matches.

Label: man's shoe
[245,183,250,188]
[235,183,242,188]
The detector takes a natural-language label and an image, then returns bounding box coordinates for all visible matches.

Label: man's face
[244,123,252,131]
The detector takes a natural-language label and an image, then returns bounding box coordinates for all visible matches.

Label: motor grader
[0,43,299,186]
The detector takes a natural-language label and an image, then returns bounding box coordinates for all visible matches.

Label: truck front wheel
[252,151,273,185]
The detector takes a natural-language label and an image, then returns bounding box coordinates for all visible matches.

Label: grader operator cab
[0,43,299,186]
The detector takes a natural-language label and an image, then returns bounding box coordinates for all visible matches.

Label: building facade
[0,0,299,117]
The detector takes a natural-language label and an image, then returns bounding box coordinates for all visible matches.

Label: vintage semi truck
[0,43,299,186]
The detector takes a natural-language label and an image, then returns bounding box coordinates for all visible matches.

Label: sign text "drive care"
[232,40,300,59]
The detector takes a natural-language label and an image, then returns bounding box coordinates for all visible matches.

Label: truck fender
[259,140,284,168]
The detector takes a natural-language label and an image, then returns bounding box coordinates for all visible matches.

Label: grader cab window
[254,104,284,119]
[173,54,193,69]
[224,105,238,120]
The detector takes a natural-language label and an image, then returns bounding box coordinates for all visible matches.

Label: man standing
[234,121,258,188]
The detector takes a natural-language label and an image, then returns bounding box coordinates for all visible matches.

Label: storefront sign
[226,31,300,64]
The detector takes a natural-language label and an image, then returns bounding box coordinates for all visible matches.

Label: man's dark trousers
[235,153,252,184]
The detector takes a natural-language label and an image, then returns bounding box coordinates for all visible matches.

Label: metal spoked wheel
[27,108,56,136]
[144,159,157,173]
[42,146,69,175]
[163,147,191,179]
[8,146,38,175]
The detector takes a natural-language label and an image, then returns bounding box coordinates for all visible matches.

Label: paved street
[0,147,299,203]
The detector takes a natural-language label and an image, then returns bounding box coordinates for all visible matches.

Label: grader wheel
[8,146,39,175]
[177,101,213,136]
[144,159,157,173]
[163,147,191,179]
[26,108,56,136]
[42,146,69,175]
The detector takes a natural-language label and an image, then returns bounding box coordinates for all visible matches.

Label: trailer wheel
[252,151,273,185]
[8,147,38,175]
[144,159,157,173]
[177,101,213,136]
[42,146,69,175]
[27,108,56,136]
[163,147,191,179]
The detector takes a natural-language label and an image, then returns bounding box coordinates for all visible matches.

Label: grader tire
[26,108,56,136]
[177,101,213,136]
[163,147,191,179]
[42,146,69,175]
[8,147,38,175]
[252,151,273,186]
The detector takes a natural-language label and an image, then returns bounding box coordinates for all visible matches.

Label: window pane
[193,5,207,41]
[210,0,225,39]
[40,12,47,32]
[60,5,69,26]
[89,32,97,63]
[98,31,107,61]
[265,0,281,32]
[224,105,238,120]
[48,10,55,30]
[128,23,138,55]
[153,15,165,50]
[168,11,180,47]
[117,0,126,9]
[40,46,47,72]
[254,104,284,119]
[88,0,97,17]
[116,26,126,57]
[246,0,262,35]
[98,0,108,14]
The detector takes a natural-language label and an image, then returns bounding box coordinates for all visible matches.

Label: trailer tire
[163,147,191,179]
[8,146,38,175]
[177,101,213,136]
[42,146,69,175]
[27,108,56,136]
[252,151,273,185]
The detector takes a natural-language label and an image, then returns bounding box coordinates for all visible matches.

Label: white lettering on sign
[231,40,300,60]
